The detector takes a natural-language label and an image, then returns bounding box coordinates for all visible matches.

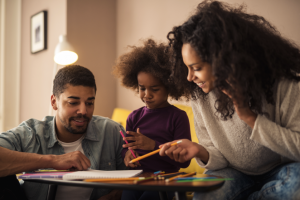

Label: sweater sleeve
[251,79,300,162]
[191,100,229,170]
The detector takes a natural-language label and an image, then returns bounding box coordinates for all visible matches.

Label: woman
[160,1,300,199]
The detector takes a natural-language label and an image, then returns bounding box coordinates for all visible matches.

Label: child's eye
[152,89,159,92]
[140,87,146,91]
[69,102,78,105]
[194,67,202,71]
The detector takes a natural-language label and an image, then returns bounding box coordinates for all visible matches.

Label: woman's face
[181,43,215,93]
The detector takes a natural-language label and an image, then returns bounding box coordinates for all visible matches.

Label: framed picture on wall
[30,10,47,54]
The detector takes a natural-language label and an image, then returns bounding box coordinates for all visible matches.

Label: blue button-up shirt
[0,115,127,200]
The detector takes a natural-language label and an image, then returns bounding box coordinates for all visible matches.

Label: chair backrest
[111,108,132,128]
[173,104,204,174]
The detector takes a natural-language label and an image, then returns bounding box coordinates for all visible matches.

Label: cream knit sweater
[192,78,300,175]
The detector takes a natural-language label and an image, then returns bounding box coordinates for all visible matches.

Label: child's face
[181,43,215,94]
[137,72,170,109]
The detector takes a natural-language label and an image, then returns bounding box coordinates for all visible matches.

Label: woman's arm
[250,79,300,161]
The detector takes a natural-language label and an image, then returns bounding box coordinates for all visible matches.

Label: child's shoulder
[128,106,146,118]
[169,105,188,114]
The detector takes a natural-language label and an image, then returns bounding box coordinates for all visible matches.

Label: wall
[0,0,21,132]
[67,0,117,118]
[20,0,67,122]
[14,0,300,124]
[116,0,300,111]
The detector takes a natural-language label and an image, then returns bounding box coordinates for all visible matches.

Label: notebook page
[63,170,142,180]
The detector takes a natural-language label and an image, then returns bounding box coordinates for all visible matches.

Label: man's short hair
[53,65,97,97]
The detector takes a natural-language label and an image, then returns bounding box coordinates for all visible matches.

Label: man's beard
[60,114,90,135]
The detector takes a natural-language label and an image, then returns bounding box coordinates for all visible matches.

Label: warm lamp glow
[54,35,78,65]
[54,51,78,65]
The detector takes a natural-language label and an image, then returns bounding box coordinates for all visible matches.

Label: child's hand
[124,150,141,168]
[122,128,156,150]
[159,139,209,163]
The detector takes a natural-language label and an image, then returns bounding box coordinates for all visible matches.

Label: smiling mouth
[74,119,86,123]
[196,82,205,88]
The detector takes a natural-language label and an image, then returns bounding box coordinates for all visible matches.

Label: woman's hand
[124,150,141,168]
[221,84,257,128]
[122,128,156,150]
[159,139,209,163]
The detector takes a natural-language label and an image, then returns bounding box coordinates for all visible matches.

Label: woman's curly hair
[167,0,300,120]
[113,39,184,100]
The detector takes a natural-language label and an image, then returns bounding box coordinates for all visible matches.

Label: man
[0,65,127,200]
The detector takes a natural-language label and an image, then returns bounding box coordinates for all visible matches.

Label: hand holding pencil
[129,140,183,163]
[120,130,141,168]
[159,139,209,163]
[124,149,141,168]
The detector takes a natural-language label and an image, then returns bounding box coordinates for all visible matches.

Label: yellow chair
[174,104,205,174]
[111,108,132,129]
[111,104,205,174]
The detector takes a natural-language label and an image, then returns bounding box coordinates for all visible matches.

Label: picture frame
[31,10,47,54]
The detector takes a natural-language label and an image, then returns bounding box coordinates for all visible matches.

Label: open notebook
[63,170,143,180]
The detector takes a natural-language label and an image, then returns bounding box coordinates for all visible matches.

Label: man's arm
[0,146,90,177]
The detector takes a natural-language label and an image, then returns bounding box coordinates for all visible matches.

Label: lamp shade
[54,35,78,65]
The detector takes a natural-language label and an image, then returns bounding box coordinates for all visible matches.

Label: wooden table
[26,172,224,200]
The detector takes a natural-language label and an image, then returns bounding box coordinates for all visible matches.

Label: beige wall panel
[116,0,300,111]
[67,0,117,118]
[20,0,67,122]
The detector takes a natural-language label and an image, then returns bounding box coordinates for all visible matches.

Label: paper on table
[62,170,143,180]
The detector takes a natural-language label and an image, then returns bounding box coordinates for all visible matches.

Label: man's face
[52,84,95,135]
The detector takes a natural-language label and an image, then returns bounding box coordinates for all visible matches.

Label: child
[160,1,300,200]
[113,39,191,200]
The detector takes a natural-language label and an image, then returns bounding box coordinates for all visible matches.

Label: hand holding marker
[120,130,140,164]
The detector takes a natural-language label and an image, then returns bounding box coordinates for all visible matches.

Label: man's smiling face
[52,84,95,138]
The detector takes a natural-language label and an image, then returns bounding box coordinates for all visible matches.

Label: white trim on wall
[0,0,21,132]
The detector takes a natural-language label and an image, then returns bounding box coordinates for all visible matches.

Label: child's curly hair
[113,39,184,100]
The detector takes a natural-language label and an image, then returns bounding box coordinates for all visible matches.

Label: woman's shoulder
[276,78,300,98]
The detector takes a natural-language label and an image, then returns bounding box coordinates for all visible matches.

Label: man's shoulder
[90,115,123,129]
[11,116,54,132]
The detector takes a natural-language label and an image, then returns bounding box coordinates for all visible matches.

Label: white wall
[116,0,300,111]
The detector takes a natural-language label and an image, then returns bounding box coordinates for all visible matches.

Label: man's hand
[122,128,155,150]
[97,189,122,200]
[159,139,209,163]
[124,150,141,168]
[48,151,91,171]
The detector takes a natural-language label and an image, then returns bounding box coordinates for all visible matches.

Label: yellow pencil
[165,172,196,182]
[129,140,182,163]
[84,177,145,182]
